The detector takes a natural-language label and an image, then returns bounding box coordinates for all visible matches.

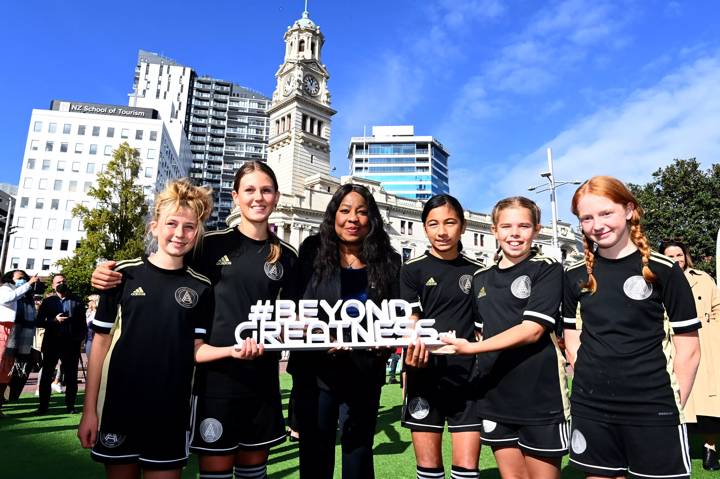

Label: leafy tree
[629,158,720,278]
[57,142,149,296]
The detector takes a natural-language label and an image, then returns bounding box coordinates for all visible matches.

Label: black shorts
[189,394,286,454]
[91,427,189,469]
[480,419,570,457]
[401,373,481,433]
[569,416,691,478]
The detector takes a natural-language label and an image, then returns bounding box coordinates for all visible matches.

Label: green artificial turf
[0,374,713,478]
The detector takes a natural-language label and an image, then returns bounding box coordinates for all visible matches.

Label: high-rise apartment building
[4,100,189,274]
[130,50,270,227]
[347,125,450,200]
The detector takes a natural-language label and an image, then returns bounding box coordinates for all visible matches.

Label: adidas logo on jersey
[477,286,486,298]
[425,277,437,287]
[216,255,232,266]
[131,287,146,297]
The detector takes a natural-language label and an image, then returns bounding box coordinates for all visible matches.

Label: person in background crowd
[0,270,39,416]
[36,273,86,414]
[289,183,400,479]
[85,294,98,358]
[661,238,720,471]
[564,176,700,479]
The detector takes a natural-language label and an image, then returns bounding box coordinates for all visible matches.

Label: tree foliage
[629,158,720,278]
[56,143,149,296]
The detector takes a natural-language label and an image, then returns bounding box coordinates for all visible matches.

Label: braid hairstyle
[490,196,542,264]
[232,161,282,263]
[151,178,213,250]
[571,175,656,294]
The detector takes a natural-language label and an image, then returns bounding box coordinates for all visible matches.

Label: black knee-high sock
[234,462,267,479]
[417,465,444,479]
[450,465,479,479]
[198,469,233,479]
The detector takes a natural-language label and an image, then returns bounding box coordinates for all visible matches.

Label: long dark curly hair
[313,184,398,298]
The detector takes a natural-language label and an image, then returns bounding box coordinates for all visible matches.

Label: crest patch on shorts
[175,287,199,308]
[571,429,587,454]
[99,432,126,448]
[264,261,284,281]
[408,397,430,420]
[199,418,223,443]
[458,274,473,294]
[482,419,497,433]
[511,275,532,299]
[623,275,652,300]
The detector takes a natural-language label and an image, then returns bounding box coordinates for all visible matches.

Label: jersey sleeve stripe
[524,310,556,325]
[565,260,585,272]
[195,328,207,334]
[278,239,299,256]
[204,227,233,238]
[186,268,211,285]
[93,319,115,329]
[670,317,700,328]
[649,255,674,268]
[408,301,423,311]
[115,258,144,271]
[404,255,427,265]
[563,316,577,324]
[474,322,483,328]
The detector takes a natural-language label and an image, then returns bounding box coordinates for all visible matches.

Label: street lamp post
[528,147,581,256]
[0,195,15,271]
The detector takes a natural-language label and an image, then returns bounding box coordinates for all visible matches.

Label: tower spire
[303,0,309,17]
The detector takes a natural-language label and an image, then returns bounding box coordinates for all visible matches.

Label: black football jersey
[472,252,569,425]
[188,228,298,398]
[93,256,212,433]
[563,250,700,425]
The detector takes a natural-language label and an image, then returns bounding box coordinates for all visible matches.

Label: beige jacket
[683,268,720,422]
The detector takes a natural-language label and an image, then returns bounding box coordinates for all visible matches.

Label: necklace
[343,255,359,269]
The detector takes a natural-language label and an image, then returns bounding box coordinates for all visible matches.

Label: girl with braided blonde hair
[563,175,701,479]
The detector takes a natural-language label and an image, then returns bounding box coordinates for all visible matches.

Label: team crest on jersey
[99,432,125,448]
[174,287,199,309]
[571,429,587,454]
[623,275,653,300]
[482,420,497,433]
[408,397,430,420]
[510,275,532,299]
[199,418,223,443]
[216,255,232,266]
[264,261,284,281]
[458,275,472,294]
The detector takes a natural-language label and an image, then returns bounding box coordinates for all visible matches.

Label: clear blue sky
[1,0,719,219]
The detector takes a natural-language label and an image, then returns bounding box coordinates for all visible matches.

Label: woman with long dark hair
[289,183,401,479]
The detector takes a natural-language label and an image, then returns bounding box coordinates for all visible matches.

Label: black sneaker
[704,445,720,471]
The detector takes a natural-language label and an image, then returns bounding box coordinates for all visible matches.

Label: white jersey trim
[93,319,114,329]
[524,310,556,325]
[195,328,207,334]
[569,458,627,472]
[670,317,700,328]
[563,316,577,324]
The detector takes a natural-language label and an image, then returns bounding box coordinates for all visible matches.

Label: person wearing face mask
[36,274,86,415]
[0,270,39,416]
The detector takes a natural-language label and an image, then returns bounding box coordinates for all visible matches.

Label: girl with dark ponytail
[564,175,701,478]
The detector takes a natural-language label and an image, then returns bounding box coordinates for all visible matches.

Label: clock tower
[267,7,336,196]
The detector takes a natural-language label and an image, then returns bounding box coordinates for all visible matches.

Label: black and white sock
[199,469,233,479]
[450,465,479,479]
[417,465,445,479]
[234,462,268,479]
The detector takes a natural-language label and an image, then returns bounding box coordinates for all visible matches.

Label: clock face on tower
[303,74,320,96]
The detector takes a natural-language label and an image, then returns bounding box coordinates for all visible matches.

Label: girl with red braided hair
[563,175,701,479]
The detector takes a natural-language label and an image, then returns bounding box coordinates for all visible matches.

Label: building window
[45,238,53,250]
[30,140,39,151]
[16,217,26,228]
[13,237,23,248]
[474,233,478,246]
[42,159,50,170]
[78,220,85,232]
[63,123,71,134]
[92,126,100,136]
[121,128,129,139]
[408,222,414,235]
[33,121,42,132]
[104,145,112,156]
[26,158,36,169]
[78,125,86,135]
[50,198,59,209]
[65,200,75,211]
[107,127,115,137]
[86,163,95,174]
[75,143,83,154]
[400,220,405,234]
[63,219,72,231]
[150,131,158,141]
[10,258,19,269]
[147,149,157,159]
[60,142,68,153]
[84,182,92,193]
[35,198,44,209]
[23,177,33,188]
[57,160,66,171]
[60,239,69,251]
[47,218,56,230]
[38,178,48,190]
[29,238,38,250]
[480,235,484,247]
[89,144,97,155]
[32,218,41,229]
[72,162,80,172]
[144,167,154,178]
[48,122,57,133]
[26,258,35,270]
[42,259,51,271]
[45,141,54,152]
[19,197,28,208]
[135,130,143,140]
[69,181,78,192]
[402,248,412,263]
